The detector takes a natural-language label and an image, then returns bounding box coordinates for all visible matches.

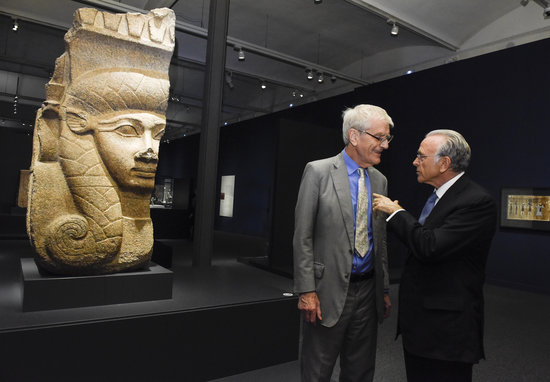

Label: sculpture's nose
[135,147,158,163]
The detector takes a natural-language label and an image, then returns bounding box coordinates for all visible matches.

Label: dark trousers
[300,278,377,382]
[404,348,473,382]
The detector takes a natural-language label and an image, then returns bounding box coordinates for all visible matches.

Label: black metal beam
[192,0,230,267]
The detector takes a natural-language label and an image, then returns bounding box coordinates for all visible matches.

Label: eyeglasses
[415,154,436,161]
[355,129,394,144]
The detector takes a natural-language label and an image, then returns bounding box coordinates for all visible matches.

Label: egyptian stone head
[27,8,175,275]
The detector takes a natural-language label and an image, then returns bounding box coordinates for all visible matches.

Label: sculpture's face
[93,111,165,192]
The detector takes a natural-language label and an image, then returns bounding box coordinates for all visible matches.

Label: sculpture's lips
[131,167,157,178]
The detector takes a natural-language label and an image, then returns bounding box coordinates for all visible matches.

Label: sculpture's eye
[114,124,140,137]
[153,126,165,140]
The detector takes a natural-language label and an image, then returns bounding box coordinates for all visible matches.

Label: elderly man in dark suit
[293,104,393,382]
[373,129,497,382]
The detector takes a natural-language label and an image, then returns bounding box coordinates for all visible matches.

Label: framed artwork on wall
[219,175,235,218]
[500,187,550,231]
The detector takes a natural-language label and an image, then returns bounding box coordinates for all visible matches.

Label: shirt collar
[342,149,361,176]
[434,171,465,200]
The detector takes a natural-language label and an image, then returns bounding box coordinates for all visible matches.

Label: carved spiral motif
[46,215,100,266]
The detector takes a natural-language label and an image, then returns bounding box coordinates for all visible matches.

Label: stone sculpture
[26,7,175,275]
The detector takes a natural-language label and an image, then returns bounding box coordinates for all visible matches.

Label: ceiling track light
[306,69,314,80]
[522,0,550,18]
[12,18,19,32]
[391,23,399,36]
[317,72,324,83]
[260,80,267,89]
[387,19,399,36]
[234,46,245,61]
[314,0,323,4]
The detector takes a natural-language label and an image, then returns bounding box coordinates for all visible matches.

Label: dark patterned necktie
[419,192,438,225]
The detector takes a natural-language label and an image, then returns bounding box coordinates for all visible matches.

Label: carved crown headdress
[46,7,175,108]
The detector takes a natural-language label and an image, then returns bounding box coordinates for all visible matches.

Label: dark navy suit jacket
[389,174,497,363]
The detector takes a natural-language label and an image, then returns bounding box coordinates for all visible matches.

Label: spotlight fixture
[390,21,399,36]
[260,80,267,90]
[330,74,337,83]
[314,0,322,4]
[317,72,324,83]
[12,19,18,32]
[306,69,314,80]
[522,0,550,19]
[234,46,245,61]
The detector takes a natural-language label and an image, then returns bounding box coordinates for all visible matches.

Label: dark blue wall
[350,38,550,293]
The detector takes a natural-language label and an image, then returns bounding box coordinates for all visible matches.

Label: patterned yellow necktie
[355,168,369,257]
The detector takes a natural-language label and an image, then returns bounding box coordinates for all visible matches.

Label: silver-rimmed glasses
[356,129,394,144]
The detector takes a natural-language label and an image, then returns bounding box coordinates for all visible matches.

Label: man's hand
[298,292,322,324]
[384,293,392,319]
[373,193,403,215]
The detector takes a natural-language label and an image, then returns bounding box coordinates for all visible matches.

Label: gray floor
[211,283,550,382]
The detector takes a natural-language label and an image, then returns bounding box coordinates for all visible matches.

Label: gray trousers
[300,278,378,382]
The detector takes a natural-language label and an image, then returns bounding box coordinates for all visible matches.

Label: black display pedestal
[1,240,299,382]
[20,259,173,311]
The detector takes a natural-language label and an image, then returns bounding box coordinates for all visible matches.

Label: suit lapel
[330,154,355,247]
[367,167,383,245]
[425,174,470,225]
[366,167,382,194]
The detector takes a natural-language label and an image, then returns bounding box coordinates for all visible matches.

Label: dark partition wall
[269,118,342,274]
[0,128,32,215]
[215,116,278,237]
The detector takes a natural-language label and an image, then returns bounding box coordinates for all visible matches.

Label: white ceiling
[1,0,550,140]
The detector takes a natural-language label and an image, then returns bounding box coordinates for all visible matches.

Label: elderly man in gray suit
[293,104,393,382]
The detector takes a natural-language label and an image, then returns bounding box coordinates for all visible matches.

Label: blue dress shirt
[342,150,373,275]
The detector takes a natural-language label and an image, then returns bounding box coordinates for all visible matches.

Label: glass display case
[150,178,173,209]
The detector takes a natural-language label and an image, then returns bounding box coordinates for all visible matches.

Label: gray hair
[427,129,471,172]
[342,104,394,145]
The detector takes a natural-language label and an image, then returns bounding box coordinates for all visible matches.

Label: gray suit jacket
[293,152,389,327]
